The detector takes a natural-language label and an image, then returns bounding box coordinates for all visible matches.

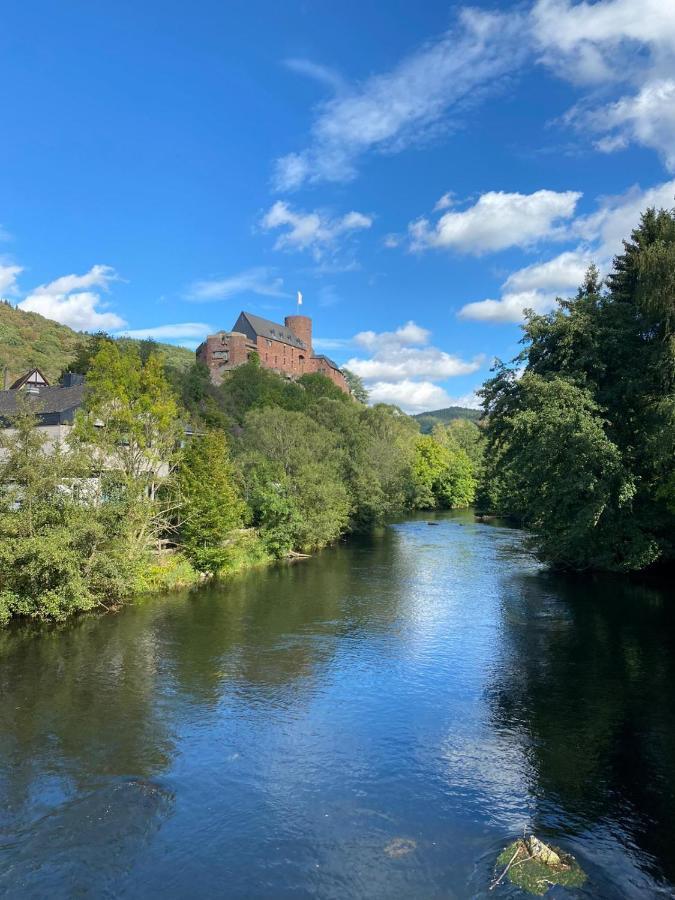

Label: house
[196,312,349,393]
[0,372,86,451]
[5,367,50,391]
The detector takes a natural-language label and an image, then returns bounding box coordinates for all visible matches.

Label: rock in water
[492,837,587,895]
[527,835,561,866]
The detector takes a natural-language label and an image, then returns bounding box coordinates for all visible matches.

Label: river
[1,511,674,898]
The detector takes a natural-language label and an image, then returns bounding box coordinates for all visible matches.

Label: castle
[196,312,349,394]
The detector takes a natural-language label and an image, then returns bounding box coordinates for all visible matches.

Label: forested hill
[415,406,482,433]
[0,303,193,383]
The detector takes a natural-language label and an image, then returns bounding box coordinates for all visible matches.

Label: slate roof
[312,353,342,371]
[234,312,308,350]
[0,383,85,426]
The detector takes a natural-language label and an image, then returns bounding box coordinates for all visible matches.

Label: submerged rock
[492,836,586,895]
[384,837,416,858]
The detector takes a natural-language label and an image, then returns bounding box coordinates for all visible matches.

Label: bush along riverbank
[0,341,482,625]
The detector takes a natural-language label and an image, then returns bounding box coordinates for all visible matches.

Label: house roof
[0,383,85,426]
[235,312,308,350]
[9,367,50,390]
[312,354,342,371]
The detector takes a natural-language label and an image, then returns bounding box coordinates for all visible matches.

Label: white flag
[297,290,303,306]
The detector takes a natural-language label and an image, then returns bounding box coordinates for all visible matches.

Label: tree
[412,434,475,509]
[298,372,350,404]
[175,431,247,573]
[72,343,182,569]
[63,331,113,378]
[74,342,180,495]
[343,368,369,404]
[238,407,352,554]
[479,207,675,572]
[0,398,135,623]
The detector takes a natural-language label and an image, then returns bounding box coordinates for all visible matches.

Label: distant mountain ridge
[0,303,194,385]
[414,405,482,433]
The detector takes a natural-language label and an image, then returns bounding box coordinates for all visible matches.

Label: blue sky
[1,0,674,411]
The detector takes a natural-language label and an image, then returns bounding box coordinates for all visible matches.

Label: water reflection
[490,570,675,893]
[0,514,673,898]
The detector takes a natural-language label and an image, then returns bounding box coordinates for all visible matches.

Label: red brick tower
[285,315,312,352]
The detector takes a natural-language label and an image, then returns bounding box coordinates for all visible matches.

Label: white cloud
[571,178,675,258]
[383,233,402,249]
[570,79,675,172]
[260,201,372,258]
[272,1,675,192]
[532,0,675,79]
[116,323,212,341]
[186,267,285,302]
[409,189,582,254]
[434,192,455,212]
[459,178,675,323]
[532,0,675,167]
[354,320,430,350]
[327,321,484,413]
[502,249,592,293]
[367,379,455,414]
[273,8,526,189]
[459,290,557,324]
[284,58,345,93]
[19,264,125,331]
[346,347,482,381]
[0,263,22,296]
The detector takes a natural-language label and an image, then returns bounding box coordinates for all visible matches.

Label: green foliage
[239,408,352,555]
[175,431,247,573]
[0,400,137,623]
[65,330,115,377]
[412,434,476,509]
[414,405,482,434]
[131,551,199,594]
[0,303,193,385]
[297,371,350,404]
[74,343,180,492]
[343,368,369,403]
[480,207,675,572]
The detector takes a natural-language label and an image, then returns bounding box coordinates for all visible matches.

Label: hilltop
[0,303,194,384]
[414,405,482,433]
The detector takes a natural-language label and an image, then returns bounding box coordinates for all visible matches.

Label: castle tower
[285,315,312,352]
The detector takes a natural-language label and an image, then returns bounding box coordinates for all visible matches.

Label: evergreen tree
[175,431,246,573]
[480,206,675,572]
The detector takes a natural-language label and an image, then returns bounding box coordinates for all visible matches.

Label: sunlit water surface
[1,511,674,898]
